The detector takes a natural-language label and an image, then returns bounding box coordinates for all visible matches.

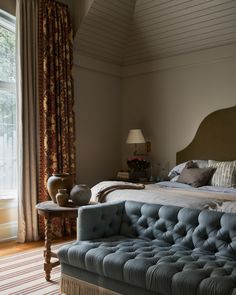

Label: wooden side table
[36,201,79,281]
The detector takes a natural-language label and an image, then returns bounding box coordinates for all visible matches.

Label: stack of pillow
[168,160,236,188]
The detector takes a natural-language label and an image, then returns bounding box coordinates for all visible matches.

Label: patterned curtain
[38,0,76,237]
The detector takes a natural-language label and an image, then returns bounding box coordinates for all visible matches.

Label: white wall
[74,57,122,186]
[121,45,236,177]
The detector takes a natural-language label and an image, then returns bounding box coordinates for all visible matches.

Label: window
[0,10,16,199]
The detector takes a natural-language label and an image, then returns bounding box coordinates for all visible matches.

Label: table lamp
[126,129,145,156]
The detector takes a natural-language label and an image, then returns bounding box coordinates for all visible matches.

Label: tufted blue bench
[58,201,236,295]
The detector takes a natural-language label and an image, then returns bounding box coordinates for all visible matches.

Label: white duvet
[91,181,236,213]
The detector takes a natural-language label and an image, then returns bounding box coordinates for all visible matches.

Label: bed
[91,106,236,213]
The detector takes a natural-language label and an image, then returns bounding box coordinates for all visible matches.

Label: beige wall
[121,46,236,177]
[74,45,236,184]
[74,63,122,186]
[0,0,15,15]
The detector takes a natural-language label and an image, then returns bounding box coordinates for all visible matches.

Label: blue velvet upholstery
[58,201,236,295]
[77,201,124,240]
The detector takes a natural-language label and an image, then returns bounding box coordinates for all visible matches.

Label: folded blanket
[91,181,145,203]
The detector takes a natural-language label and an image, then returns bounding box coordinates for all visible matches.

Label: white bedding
[158,181,236,194]
[91,181,236,213]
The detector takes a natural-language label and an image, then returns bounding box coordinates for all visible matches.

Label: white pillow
[170,175,180,182]
[168,160,208,181]
[168,162,187,179]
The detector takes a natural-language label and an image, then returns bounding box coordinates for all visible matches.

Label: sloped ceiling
[74,0,236,66]
[74,0,136,65]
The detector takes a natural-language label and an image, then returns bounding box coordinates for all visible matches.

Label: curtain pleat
[16,0,39,242]
[38,0,76,238]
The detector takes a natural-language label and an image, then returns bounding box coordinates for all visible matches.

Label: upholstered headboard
[176,106,236,164]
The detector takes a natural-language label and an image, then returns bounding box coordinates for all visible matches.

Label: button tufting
[60,201,236,294]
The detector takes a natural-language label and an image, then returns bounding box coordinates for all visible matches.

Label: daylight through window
[0,10,16,199]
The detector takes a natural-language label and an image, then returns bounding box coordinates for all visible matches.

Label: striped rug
[0,242,70,295]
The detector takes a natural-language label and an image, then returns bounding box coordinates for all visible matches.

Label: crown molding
[122,43,236,77]
[73,43,236,78]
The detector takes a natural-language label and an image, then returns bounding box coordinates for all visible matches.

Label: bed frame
[176,106,236,164]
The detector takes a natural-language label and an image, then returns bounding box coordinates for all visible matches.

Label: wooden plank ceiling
[74,0,136,65]
[74,0,236,66]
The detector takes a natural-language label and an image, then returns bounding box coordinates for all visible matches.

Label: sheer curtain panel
[16,0,39,242]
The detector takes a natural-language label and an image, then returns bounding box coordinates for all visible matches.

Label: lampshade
[126,129,145,144]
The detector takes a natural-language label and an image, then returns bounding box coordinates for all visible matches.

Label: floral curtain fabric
[38,0,76,237]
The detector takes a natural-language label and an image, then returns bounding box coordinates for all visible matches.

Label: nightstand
[110,178,156,184]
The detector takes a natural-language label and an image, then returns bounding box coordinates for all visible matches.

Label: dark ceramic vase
[70,184,91,206]
[47,173,74,203]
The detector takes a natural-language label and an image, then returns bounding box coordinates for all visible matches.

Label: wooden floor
[0,237,74,257]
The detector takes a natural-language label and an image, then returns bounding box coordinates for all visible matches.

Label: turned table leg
[36,201,79,282]
[44,216,52,281]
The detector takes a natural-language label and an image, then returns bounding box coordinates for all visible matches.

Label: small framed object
[116,171,130,180]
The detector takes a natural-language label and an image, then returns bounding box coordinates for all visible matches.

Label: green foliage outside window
[0,25,15,82]
[0,25,16,137]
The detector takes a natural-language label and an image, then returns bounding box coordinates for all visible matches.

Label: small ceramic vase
[47,173,74,203]
[56,189,69,207]
[70,184,91,206]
